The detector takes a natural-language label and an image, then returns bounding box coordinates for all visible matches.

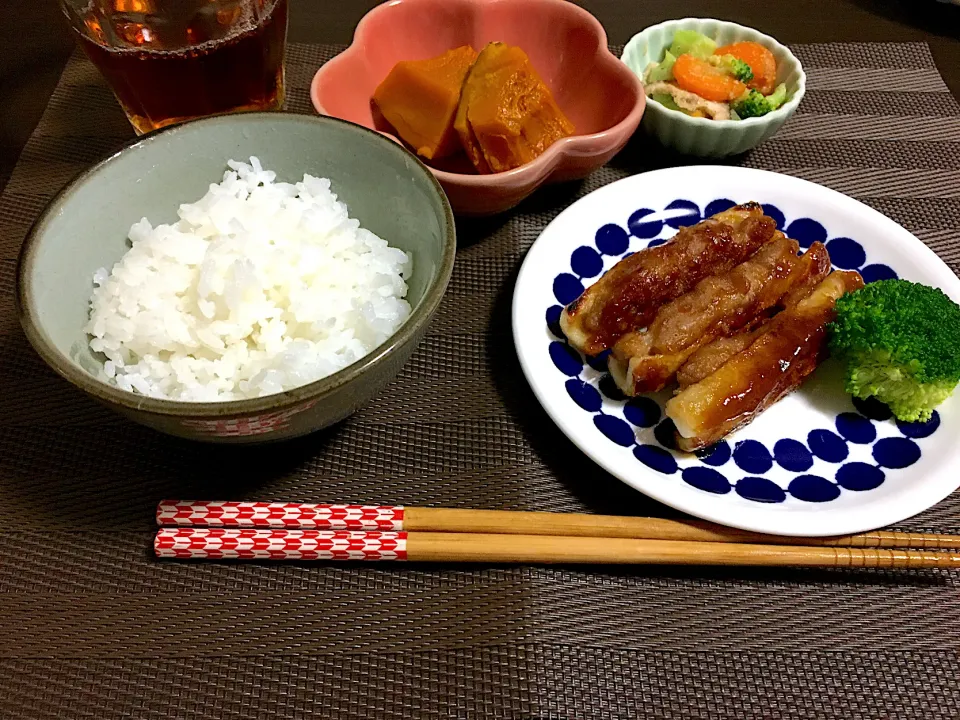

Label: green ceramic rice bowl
[16,113,456,443]
[622,18,806,157]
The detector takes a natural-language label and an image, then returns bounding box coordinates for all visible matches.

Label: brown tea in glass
[59,0,288,134]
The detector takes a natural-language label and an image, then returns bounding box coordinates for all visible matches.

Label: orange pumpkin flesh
[373,46,478,160]
[456,42,575,173]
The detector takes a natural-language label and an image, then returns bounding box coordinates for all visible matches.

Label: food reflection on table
[373,42,574,174]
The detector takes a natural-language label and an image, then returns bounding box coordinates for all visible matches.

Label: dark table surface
[2,0,959,194]
[3,2,960,719]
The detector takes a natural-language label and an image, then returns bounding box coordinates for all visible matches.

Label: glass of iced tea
[58,0,288,135]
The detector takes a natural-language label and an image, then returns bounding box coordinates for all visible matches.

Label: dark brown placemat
[2,41,960,719]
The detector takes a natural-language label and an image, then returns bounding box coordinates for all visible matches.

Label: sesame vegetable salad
[643,30,788,121]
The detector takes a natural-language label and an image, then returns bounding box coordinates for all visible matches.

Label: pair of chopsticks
[155,501,960,569]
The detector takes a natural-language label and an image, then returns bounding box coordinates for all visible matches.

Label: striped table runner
[0,41,958,720]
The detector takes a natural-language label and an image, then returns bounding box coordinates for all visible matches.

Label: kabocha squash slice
[373,46,478,160]
[455,42,574,173]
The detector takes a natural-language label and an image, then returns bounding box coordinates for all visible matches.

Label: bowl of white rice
[16,113,456,442]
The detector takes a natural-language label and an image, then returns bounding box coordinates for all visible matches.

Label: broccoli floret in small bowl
[828,279,960,422]
[708,54,754,83]
[732,84,788,119]
[622,18,806,157]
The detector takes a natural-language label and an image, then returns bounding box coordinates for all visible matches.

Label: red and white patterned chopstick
[153,525,960,569]
[154,527,407,560]
[156,499,960,550]
[157,500,404,530]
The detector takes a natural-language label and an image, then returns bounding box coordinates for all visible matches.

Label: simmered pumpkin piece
[453,56,492,173]
[456,42,574,173]
[373,46,478,160]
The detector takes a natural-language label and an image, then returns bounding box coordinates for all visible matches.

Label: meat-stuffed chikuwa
[559,203,864,451]
[560,203,777,356]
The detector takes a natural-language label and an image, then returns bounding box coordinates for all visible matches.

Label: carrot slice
[716,41,777,94]
[672,53,746,103]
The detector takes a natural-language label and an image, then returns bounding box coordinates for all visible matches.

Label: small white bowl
[622,18,806,157]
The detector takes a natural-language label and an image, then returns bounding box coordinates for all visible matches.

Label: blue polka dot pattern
[736,476,787,503]
[571,246,604,278]
[634,444,678,474]
[705,198,736,217]
[628,209,663,239]
[835,412,877,444]
[785,218,827,249]
[586,350,610,372]
[789,475,841,502]
[836,463,885,491]
[664,200,701,228]
[623,397,661,428]
[852,396,893,421]
[761,203,785,229]
[565,379,602,412]
[773,439,813,472]
[654,419,679,450]
[546,305,563,338]
[596,223,630,255]
[598,375,626,401]
[860,263,898,283]
[733,440,773,474]
[682,467,731,494]
[826,237,866,269]
[897,411,940,439]
[594,414,635,447]
[553,273,583,305]
[873,437,921,469]
[549,341,582,377]
[697,440,731,467]
[544,197,939,507]
[808,429,849,463]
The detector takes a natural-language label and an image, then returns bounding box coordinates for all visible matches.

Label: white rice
[85,157,413,401]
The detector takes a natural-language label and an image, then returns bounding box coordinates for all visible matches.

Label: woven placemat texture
[2,41,960,719]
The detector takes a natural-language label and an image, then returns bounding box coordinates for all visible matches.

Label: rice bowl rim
[15,112,457,417]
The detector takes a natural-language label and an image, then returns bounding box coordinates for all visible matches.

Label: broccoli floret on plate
[708,54,754,83]
[828,279,960,422]
[732,84,788,118]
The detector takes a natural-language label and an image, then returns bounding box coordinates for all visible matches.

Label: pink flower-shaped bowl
[311,0,645,215]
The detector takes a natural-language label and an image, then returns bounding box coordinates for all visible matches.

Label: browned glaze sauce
[563,204,776,356]
[676,329,763,390]
[675,241,832,390]
[649,236,799,355]
[610,236,802,395]
[667,270,864,451]
[696,309,828,441]
[780,241,832,309]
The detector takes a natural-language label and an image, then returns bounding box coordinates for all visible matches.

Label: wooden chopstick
[403,508,960,549]
[154,527,960,569]
[157,500,960,550]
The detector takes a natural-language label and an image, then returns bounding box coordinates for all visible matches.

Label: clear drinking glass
[58,0,289,135]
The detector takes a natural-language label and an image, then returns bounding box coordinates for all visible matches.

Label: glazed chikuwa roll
[609,235,801,395]
[666,269,864,452]
[675,241,832,390]
[560,203,777,356]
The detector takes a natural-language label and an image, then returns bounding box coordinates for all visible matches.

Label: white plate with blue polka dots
[512,166,960,536]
